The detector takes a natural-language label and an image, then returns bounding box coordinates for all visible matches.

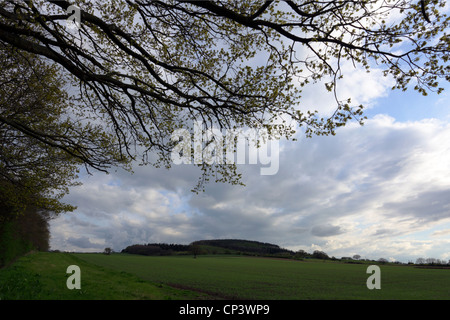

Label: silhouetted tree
[190,244,202,259]
[295,249,308,258]
[416,257,426,264]
[312,250,329,260]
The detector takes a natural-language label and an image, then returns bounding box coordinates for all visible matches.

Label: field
[1,251,449,300]
[0,252,206,300]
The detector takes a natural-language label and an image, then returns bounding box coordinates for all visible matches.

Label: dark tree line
[0,39,80,265]
[0,206,51,267]
[121,243,191,256]
[120,240,334,260]
[192,239,293,255]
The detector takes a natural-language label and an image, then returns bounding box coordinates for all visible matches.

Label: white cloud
[295,51,395,117]
[432,229,450,237]
[49,38,450,262]
[49,112,450,262]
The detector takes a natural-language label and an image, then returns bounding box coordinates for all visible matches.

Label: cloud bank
[50,114,450,263]
[50,42,450,263]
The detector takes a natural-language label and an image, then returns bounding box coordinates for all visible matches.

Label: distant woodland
[121,239,328,260]
[120,239,450,267]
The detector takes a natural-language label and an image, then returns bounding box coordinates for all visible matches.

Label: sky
[48,13,450,265]
[49,62,450,264]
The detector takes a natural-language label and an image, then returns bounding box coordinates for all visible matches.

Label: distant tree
[122,244,162,256]
[378,258,388,264]
[312,250,329,260]
[353,254,361,260]
[295,249,308,258]
[190,244,202,259]
[103,247,112,255]
[416,257,426,264]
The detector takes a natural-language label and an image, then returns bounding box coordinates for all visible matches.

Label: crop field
[75,253,450,300]
[0,252,206,300]
[1,251,449,300]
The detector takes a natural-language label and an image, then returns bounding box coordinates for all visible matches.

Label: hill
[121,243,190,256]
[191,239,294,256]
[121,239,295,258]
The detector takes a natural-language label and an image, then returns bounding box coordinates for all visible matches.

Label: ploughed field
[1,252,449,299]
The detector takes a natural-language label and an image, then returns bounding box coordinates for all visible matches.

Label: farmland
[0,252,206,300]
[1,251,449,300]
[75,253,450,300]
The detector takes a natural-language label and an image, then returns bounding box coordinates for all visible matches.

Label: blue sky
[366,83,450,122]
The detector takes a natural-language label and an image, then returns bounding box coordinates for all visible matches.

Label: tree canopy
[0,39,126,217]
[0,41,75,217]
[0,0,448,190]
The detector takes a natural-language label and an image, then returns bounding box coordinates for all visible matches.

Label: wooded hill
[192,239,293,256]
[121,239,299,258]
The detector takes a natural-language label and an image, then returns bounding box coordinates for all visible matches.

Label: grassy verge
[0,251,210,300]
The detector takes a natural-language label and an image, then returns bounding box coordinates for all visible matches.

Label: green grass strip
[0,252,209,300]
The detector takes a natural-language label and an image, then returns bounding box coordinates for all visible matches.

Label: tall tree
[0,0,448,190]
[0,40,125,218]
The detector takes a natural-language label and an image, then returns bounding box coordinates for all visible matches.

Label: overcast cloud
[48,34,450,263]
[50,110,450,263]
